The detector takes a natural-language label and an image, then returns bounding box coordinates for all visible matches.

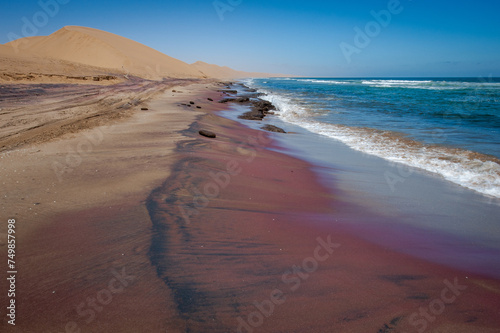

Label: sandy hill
[5,26,204,80]
[1,25,285,83]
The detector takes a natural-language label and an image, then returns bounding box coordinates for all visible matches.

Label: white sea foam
[297,79,351,85]
[360,79,500,91]
[255,88,500,198]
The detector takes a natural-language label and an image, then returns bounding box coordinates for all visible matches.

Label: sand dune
[5,26,205,80]
[1,26,282,83]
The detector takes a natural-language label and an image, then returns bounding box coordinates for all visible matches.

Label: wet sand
[146,95,500,333]
[1,82,500,332]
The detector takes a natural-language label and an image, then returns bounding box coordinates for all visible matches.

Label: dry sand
[0,80,218,332]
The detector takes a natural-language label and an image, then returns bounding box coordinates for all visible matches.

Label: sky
[1,0,499,77]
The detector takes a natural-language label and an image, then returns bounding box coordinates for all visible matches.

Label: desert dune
[1,26,281,83]
[4,26,205,80]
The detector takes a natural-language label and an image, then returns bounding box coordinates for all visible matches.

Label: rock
[218,89,238,94]
[196,106,201,109]
[239,111,265,121]
[262,125,286,133]
[199,130,216,138]
[207,98,213,101]
[172,90,176,92]
[189,101,195,104]
[141,107,149,111]
[253,100,276,112]
[238,99,277,121]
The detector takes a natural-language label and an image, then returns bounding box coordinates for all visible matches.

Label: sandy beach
[1,78,499,333]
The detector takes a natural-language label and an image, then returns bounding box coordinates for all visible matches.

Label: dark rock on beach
[218,84,278,121]
[218,89,238,94]
[199,130,216,138]
[239,111,265,121]
[253,100,276,113]
[262,125,286,133]
[239,100,277,121]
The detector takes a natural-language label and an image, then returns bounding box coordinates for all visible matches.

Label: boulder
[199,130,216,138]
[262,125,286,133]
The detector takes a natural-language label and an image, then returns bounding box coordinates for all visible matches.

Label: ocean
[244,77,500,198]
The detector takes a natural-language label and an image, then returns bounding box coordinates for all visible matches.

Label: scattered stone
[196,106,202,109]
[207,98,213,101]
[141,107,149,110]
[262,125,286,133]
[199,130,216,138]
[172,90,176,92]
[189,101,195,104]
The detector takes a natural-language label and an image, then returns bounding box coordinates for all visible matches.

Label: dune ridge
[1,25,283,83]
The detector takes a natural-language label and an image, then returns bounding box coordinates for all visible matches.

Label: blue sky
[1,0,499,77]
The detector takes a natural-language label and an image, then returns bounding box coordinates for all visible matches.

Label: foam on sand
[253,86,500,198]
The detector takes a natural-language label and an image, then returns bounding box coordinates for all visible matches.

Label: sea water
[245,77,500,198]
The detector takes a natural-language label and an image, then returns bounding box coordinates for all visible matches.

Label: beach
[1,79,500,332]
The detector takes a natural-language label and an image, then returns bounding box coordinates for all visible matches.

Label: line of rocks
[218,83,286,133]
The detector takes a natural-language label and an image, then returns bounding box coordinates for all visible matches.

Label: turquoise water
[246,77,500,198]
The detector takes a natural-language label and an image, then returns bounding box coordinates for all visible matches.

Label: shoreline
[246,77,500,199]
[226,81,500,279]
[147,85,500,332]
[1,81,499,332]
